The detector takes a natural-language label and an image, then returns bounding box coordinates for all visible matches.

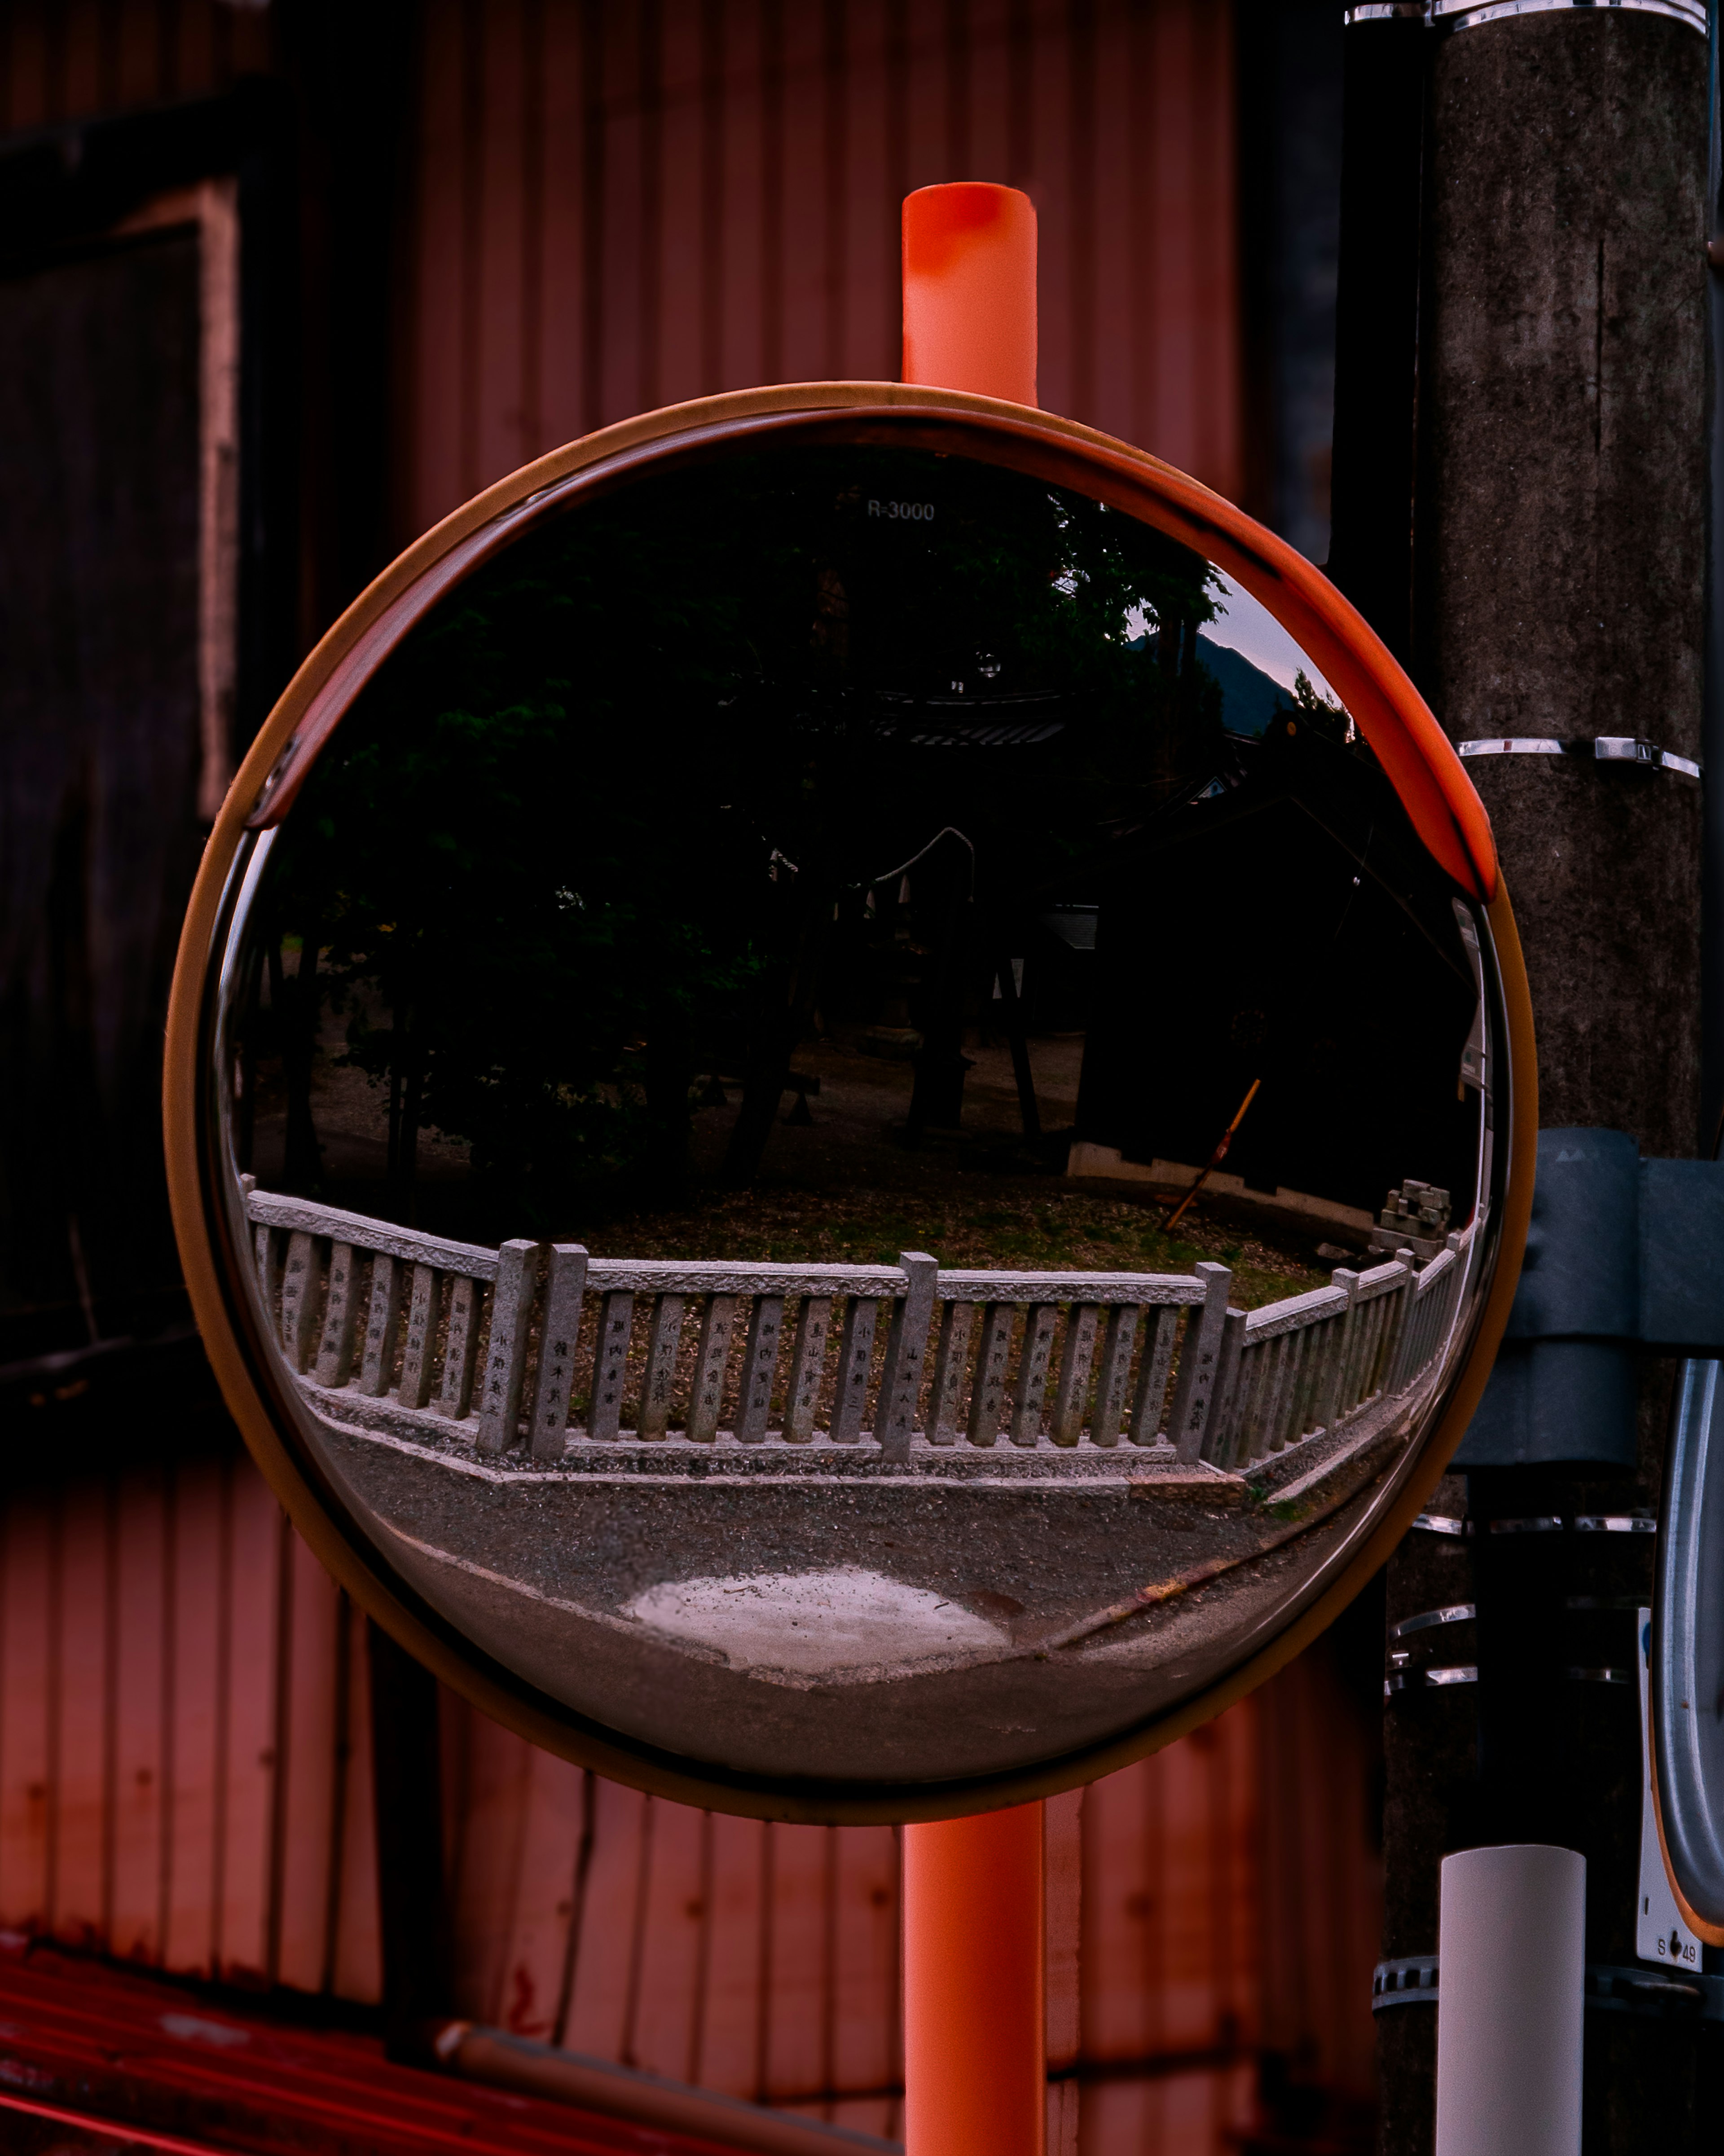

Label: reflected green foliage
[255,447,1223,1219]
[1290,667,1349,743]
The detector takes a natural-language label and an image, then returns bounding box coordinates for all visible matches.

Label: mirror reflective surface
[197,421,1510,1801]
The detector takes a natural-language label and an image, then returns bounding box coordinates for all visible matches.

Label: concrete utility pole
[1328,6,1716,2152]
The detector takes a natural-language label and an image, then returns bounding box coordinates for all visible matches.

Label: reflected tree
[253,446,1223,1216]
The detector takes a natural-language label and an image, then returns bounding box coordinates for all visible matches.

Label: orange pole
[902,182,1038,408]
[902,1805,1046,2156]
[899,180,1045,2156]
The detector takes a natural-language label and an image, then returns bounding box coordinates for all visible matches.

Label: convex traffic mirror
[168,389,1532,1818]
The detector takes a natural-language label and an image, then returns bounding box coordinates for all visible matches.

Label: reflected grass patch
[575,1183,1323,1310]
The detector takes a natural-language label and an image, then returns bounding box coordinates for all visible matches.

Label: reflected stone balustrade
[241,1178,1475,1489]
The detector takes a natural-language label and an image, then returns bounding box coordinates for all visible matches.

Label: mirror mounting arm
[1457,1127,1724,1468]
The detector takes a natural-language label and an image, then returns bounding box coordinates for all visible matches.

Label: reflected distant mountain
[1128,631,1291,739]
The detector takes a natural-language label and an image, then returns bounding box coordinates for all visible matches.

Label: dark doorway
[0,222,207,1355]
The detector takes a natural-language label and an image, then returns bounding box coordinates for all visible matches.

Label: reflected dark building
[1072,718,1480,1221]
[240,441,1480,1250]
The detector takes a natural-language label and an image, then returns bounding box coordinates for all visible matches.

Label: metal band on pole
[1348,2,1706,29]
[1458,736,1702,777]
[1434,0,1704,28]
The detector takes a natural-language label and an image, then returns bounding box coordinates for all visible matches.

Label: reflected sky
[1128,579,1341,703]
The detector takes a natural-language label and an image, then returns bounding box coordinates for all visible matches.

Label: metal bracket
[1456,1130,1724,1468]
[1372,1958,1724,2020]
[1459,737,1701,779]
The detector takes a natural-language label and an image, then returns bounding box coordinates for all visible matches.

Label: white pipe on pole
[1434,1844,1585,2156]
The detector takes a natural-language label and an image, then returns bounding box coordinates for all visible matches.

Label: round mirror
[167,389,1532,1818]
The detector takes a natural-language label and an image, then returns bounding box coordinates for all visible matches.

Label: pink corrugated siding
[1256,1626,1383,2102]
[400,0,1243,541]
[1077,1718,1262,2151]
[0,0,274,129]
[0,4,1383,2146]
[0,1445,1378,2150]
[440,1716,910,2141]
[0,1462,380,2005]
[437,1684,1273,2152]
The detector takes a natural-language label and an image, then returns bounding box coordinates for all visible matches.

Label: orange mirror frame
[164,382,1536,1823]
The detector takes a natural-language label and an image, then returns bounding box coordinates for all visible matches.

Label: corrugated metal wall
[441,1696,1262,2148]
[0,0,1243,532]
[0,1459,379,2001]
[1257,1633,1383,2102]
[0,0,274,126]
[0,8,1380,2150]
[0,1462,1284,2152]
[403,0,1242,540]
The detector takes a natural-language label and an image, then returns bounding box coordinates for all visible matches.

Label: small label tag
[1636,1607,1702,1968]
